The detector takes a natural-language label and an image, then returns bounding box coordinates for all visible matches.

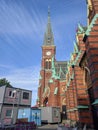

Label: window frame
[23,92,29,100]
[9,91,12,97]
[5,109,12,117]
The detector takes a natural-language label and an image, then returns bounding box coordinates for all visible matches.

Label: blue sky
[0,0,87,106]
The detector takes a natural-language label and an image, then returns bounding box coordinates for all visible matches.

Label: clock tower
[38,8,56,106]
[41,8,56,70]
[37,8,67,108]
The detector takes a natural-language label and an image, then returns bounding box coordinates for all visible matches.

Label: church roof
[51,57,67,80]
[43,8,54,46]
[55,61,67,80]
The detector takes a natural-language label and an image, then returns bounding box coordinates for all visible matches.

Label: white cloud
[0,64,14,69]
[0,0,45,38]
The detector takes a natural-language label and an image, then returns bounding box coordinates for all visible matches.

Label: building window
[6,109,12,117]
[23,92,29,99]
[9,91,12,96]
[83,66,91,88]
[9,91,15,97]
[12,92,15,97]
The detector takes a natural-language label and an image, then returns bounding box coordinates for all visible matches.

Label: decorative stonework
[42,86,50,98]
[62,98,66,105]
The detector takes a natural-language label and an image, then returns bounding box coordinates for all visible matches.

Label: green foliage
[0,78,12,87]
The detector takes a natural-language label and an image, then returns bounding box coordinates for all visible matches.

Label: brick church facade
[37,0,98,129]
[37,10,67,112]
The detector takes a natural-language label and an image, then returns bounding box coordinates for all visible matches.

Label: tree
[0,78,12,87]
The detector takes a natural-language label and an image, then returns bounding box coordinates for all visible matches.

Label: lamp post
[11,90,16,125]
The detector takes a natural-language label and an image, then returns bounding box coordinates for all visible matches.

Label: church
[37,0,98,129]
[37,9,67,114]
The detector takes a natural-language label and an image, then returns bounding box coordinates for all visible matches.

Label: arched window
[45,59,51,69]
[83,66,91,88]
[49,59,51,69]
[45,59,48,69]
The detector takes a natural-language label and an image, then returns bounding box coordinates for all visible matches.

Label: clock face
[46,51,51,56]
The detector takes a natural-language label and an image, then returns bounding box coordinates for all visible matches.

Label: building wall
[4,87,19,105]
[59,81,66,109]
[3,87,32,106]
[64,0,98,128]
[38,70,66,111]
[83,1,98,128]
[0,86,32,125]
[19,89,32,106]
[1,105,17,125]
[65,23,94,127]
[0,86,6,103]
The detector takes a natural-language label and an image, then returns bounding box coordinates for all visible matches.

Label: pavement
[37,124,95,130]
[37,124,58,130]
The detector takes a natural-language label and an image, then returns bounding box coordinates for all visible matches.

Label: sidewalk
[37,124,58,130]
[37,124,95,130]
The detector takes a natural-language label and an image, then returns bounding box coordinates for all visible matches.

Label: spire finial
[48,6,50,16]
[48,6,50,23]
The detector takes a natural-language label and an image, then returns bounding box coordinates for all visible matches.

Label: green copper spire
[77,23,84,34]
[48,6,51,23]
[52,56,56,77]
[51,56,60,79]
[74,41,78,54]
[52,56,55,69]
[43,7,54,46]
[39,73,42,80]
[59,66,62,77]
[59,66,65,79]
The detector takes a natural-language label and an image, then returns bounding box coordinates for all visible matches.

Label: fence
[0,121,36,130]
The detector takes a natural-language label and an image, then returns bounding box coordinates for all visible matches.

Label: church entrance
[43,97,48,106]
